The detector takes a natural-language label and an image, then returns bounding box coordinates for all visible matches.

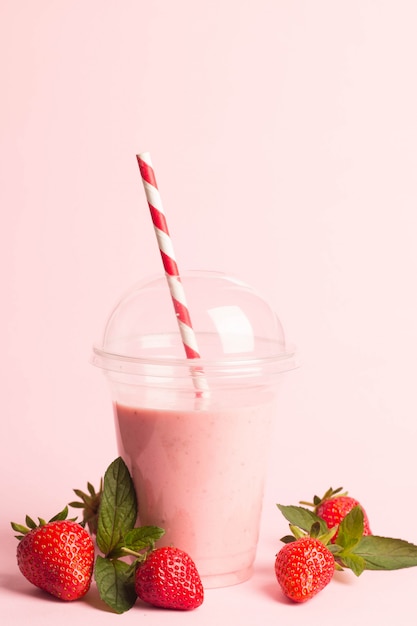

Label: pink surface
[1,1,417,624]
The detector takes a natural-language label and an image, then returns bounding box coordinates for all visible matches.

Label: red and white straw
[136,152,208,393]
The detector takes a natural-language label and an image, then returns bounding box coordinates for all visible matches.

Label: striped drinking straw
[136,152,208,395]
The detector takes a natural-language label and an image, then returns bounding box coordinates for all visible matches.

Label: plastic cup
[92,271,297,588]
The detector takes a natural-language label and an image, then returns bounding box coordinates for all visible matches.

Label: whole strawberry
[12,509,94,601]
[275,536,335,603]
[134,546,204,610]
[302,487,371,541]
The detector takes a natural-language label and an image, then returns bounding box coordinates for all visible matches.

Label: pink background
[1,1,417,623]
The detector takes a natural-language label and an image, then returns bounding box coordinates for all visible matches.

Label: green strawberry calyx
[277,503,417,577]
[281,519,338,548]
[299,486,347,510]
[69,479,103,536]
[11,506,77,540]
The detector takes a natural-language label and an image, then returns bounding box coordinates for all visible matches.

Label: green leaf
[318,526,338,546]
[109,525,165,559]
[123,526,165,553]
[277,504,328,534]
[96,457,137,556]
[288,524,307,540]
[310,521,321,538]
[94,555,137,614]
[351,535,417,571]
[10,522,29,536]
[68,501,85,509]
[49,506,69,522]
[340,553,366,577]
[25,515,37,529]
[336,506,364,551]
[73,489,88,502]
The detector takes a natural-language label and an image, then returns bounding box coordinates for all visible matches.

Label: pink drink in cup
[92,271,297,588]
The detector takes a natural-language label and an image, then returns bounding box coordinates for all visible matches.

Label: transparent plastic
[93,270,296,381]
[92,271,297,587]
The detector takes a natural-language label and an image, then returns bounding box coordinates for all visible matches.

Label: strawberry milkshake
[113,394,275,587]
[93,271,297,587]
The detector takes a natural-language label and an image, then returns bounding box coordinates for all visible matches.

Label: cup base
[201,565,253,589]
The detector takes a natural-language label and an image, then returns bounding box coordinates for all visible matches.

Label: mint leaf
[96,457,137,556]
[109,525,166,559]
[277,504,328,534]
[94,555,137,614]
[123,525,165,553]
[340,553,366,577]
[351,535,417,571]
[336,506,364,551]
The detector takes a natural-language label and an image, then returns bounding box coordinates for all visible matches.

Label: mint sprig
[95,556,137,614]
[94,457,165,614]
[350,535,417,570]
[277,502,417,577]
[276,504,328,535]
[96,457,137,557]
[328,506,367,575]
[121,526,166,557]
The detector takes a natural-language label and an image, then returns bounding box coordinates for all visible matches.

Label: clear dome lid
[92,271,297,376]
